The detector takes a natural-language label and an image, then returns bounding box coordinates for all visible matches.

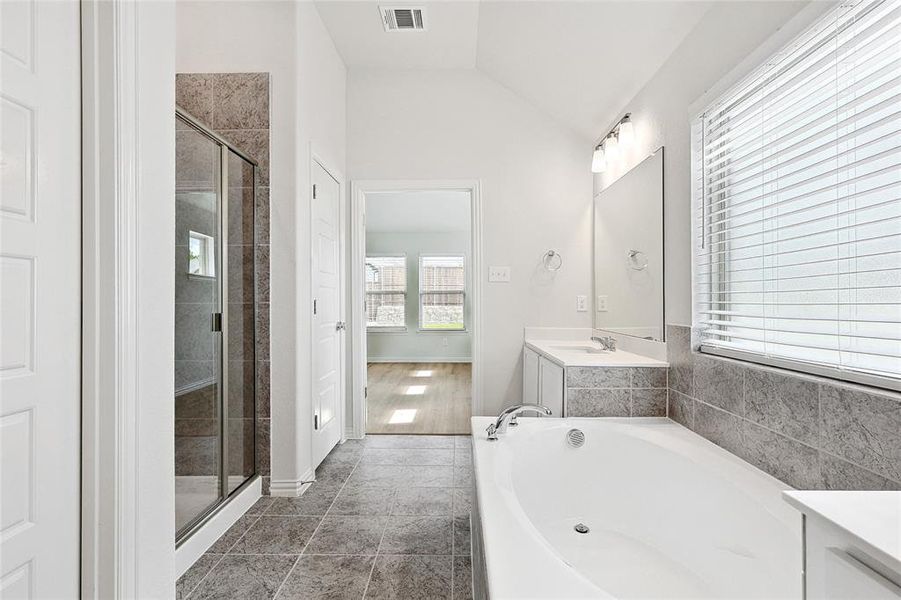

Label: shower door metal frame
[174,107,260,545]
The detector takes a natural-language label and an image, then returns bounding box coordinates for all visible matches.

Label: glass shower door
[174,110,258,542]
[225,149,257,494]
[174,116,224,535]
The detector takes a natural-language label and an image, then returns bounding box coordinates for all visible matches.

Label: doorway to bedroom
[360,189,475,434]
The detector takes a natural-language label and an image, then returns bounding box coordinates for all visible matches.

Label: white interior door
[311,161,343,467]
[0,1,81,597]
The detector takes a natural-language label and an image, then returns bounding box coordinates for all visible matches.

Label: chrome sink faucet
[486,404,552,440]
[591,335,617,351]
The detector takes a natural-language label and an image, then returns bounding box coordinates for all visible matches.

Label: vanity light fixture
[591,112,633,171]
[618,114,634,145]
[591,144,606,173]
[604,132,619,162]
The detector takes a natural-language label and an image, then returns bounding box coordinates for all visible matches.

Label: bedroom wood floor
[366,363,472,435]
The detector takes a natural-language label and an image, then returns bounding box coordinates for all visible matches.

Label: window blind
[419,255,465,330]
[694,0,901,389]
[365,256,406,328]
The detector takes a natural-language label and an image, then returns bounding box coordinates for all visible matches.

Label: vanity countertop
[524,338,669,368]
[783,491,901,574]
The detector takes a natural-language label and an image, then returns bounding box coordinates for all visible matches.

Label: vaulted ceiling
[314,1,713,139]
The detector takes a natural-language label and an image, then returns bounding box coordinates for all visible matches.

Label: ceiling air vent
[380,6,426,32]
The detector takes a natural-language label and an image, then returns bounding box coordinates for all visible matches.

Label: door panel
[539,357,564,417]
[522,347,539,405]
[0,1,81,597]
[224,151,257,495]
[311,161,343,467]
[174,120,223,534]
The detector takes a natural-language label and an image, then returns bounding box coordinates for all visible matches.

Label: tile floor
[178,435,474,599]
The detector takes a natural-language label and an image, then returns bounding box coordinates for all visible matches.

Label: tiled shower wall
[176,73,272,493]
[666,324,901,490]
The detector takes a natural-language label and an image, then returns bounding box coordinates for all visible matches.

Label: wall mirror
[593,148,664,341]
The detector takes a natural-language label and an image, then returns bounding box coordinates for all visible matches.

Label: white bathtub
[471,417,802,599]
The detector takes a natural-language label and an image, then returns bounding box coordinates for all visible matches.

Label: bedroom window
[693,0,901,390]
[365,255,407,330]
[419,255,465,331]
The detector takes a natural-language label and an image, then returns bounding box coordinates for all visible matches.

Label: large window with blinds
[694,0,901,390]
[419,255,466,330]
[365,255,407,330]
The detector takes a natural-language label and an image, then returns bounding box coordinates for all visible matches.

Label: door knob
[336,321,346,331]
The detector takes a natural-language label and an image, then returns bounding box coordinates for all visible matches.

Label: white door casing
[311,160,343,467]
[349,180,482,439]
[0,1,81,597]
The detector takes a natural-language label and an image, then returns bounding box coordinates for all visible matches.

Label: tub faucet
[486,404,552,441]
[591,335,617,351]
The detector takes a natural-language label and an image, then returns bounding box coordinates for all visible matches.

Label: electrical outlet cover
[576,295,587,312]
[488,266,511,282]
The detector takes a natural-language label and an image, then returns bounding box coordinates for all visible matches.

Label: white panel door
[0,1,81,598]
[311,162,342,468]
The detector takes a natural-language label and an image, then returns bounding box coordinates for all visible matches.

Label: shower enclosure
[174,108,259,542]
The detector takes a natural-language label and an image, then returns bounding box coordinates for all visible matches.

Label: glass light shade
[591,146,606,173]
[605,133,619,161]
[618,118,634,145]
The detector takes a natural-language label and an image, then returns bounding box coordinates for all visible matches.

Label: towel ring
[628,250,648,271]
[543,250,563,272]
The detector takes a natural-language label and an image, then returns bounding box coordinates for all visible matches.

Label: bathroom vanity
[784,491,901,599]
[522,329,668,418]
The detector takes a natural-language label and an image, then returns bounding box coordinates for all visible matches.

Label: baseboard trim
[175,477,260,578]
[367,358,473,364]
[269,468,315,497]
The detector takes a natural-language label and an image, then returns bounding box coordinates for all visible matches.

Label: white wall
[347,68,593,415]
[593,1,817,327]
[366,231,473,362]
[82,1,177,596]
[176,1,346,489]
[138,2,177,595]
[296,1,347,481]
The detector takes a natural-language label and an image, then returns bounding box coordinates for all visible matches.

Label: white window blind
[419,255,465,330]
[694,0,901,389]
[365,255,406,329]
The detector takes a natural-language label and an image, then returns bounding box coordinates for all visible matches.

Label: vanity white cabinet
[539,356,564,417]
[522,346,540,406]
[806,516,901,599]
[522,347,564,416]
[785,492,901,600]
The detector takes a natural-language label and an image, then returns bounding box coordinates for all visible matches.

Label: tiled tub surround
[666,324,901,490]
[177,435,475,600]
[566,366,668,418]
[176,72,272,491]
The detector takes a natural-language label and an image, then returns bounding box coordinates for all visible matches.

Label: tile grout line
[182,553,227,600]
[451,444,458,599]
[183,511,263,600]
[671,390,901,487]
[361,488,394,599]
[273,449,364,599]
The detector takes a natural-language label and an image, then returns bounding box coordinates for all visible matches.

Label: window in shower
[175,109,259,541]
[188,230,216,277]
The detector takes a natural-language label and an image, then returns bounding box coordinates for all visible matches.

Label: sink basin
[549,345,607,354]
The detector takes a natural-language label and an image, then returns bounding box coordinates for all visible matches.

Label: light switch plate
[489,266,511,282]
[576,295,587,312]
[597,295,609,312]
